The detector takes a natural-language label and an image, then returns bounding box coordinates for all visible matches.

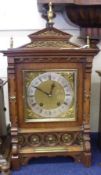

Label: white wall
[0,0,101,131]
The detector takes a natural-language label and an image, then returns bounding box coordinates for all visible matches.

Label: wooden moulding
[37,0,101,5]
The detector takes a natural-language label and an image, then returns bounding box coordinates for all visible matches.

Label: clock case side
[1,27,99,169]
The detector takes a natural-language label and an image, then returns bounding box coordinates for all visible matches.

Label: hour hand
[33,86,49,96]
[49,83,55,95]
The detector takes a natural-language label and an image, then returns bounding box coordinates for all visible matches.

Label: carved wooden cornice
[13,56,91,64]
[1,25,99,58]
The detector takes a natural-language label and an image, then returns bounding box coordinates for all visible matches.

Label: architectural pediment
[20,27,79,49]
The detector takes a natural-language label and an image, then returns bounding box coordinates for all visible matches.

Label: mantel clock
[2,25,99,169]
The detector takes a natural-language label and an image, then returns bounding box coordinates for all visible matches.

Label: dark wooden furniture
[2,26,99,170]
[38,0,101,47]
[96,71,101,149]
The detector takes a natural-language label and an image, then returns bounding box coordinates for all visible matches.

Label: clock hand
[49,83,55,95]
[34,86,49,96]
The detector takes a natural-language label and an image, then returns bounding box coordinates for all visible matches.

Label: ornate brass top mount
[46,2,55,28]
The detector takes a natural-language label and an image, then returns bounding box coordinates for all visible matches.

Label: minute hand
[34,86,49,96]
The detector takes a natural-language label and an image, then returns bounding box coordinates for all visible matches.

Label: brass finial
[10,37,13,48]
[47,2,53,24]
[87,35,90,48]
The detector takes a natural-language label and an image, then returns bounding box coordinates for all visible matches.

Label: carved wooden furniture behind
[38,0,101,47]
[2,26,99,170]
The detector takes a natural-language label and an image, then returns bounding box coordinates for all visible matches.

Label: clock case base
[11,124,91,170]
[2,26,99,170]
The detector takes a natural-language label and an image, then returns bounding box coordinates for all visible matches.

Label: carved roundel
[28,134,41,146]
[61,133,74,145]
[44,134,58,146]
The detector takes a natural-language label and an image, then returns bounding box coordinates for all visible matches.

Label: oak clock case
[2,27,99,169]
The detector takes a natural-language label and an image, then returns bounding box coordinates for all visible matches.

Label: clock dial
[26,72,74,119]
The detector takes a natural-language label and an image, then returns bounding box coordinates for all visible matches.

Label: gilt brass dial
[24,70,77,122]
